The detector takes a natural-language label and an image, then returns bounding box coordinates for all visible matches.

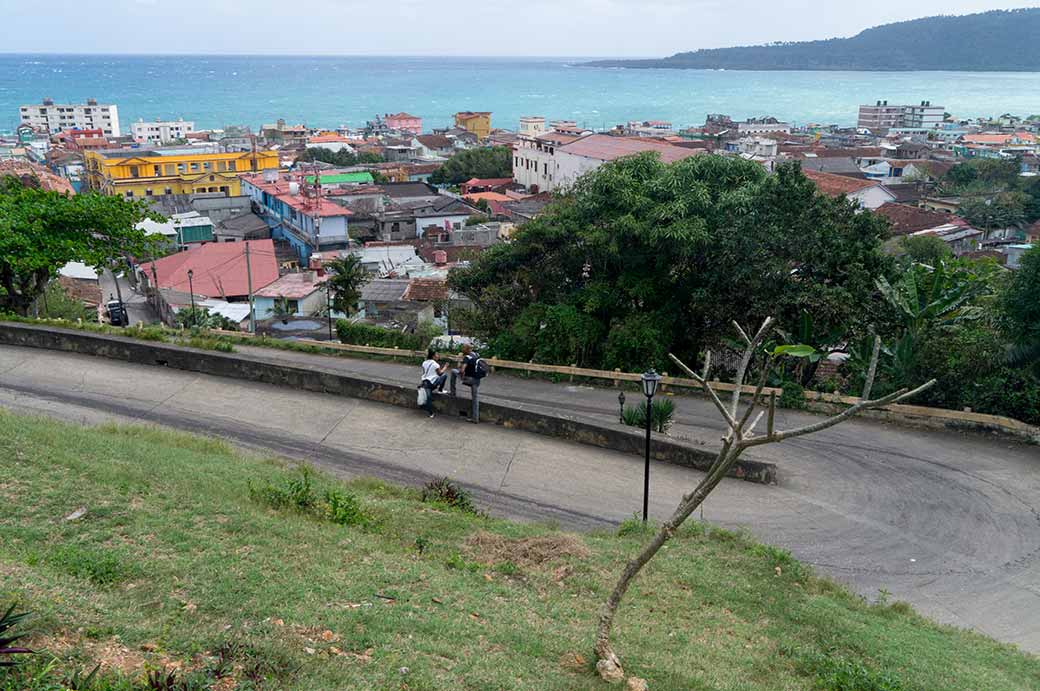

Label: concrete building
[253,271,328,320]
[19,98,120,136]
[132,118,195,145]
[454,112,492,140]
[240,171,353,260]
[858,101,945,131]
[83,146,279,198]
[513,133,701,193]
[519,116,547,139]
[384,112,422,136]
[803,169,896,210]
[737,117,791,135]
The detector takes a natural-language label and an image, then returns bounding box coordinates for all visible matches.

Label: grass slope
[1,411,1037,690]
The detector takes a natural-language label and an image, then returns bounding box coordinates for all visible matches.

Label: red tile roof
[240,172,353,218]
[0,160,75,194]
[139,239,280,299]
[874,203,961,236]
[560,134,701,164]
[403,278,448,302]
[463,177,513,187]
[803,169,879,196]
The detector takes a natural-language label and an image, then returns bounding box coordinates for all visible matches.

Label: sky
[1,1,1037,57]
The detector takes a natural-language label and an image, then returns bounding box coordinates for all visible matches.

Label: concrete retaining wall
[0,322,778,484]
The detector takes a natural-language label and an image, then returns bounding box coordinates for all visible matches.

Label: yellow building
[454,111,492,140]
[83,147,280,198]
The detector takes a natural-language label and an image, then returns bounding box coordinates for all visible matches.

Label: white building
[737,118,790,135]
[514,133,701,193]
[858,101,944,131]
[19,98,120,136]
[132,118,195,145]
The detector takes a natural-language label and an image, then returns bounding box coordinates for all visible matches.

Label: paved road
[1,345,1039,653]
[98,269,158,326]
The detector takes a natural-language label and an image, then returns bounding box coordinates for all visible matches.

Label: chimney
[308,256,324,275]
[433,250,448,266]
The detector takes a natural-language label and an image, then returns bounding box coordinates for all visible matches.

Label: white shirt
[421,359,441,383]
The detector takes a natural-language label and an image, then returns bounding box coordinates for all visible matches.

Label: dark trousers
[421,374,447,414]
[450,370,480,422]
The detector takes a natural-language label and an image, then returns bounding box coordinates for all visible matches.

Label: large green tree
[1002,243,1040,368]
[449,155,892,371]
[295,148,383,167]
[429,146,512,186]
[0,176,158,316]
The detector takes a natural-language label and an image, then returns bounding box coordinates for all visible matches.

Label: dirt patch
[31,633,159,676]
[463,530,590,568]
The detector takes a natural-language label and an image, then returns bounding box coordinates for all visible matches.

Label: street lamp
[640,369,661,523]
[325,279,334,341]
[618,390,626,424]
[186,269,196,327]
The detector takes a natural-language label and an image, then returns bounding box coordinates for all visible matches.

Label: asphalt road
[2,344,1039,653]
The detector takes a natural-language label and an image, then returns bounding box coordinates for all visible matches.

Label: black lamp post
[640,369,661,523]
[325,279,334,341]
[618,390,626,424]
[186,269,196,327]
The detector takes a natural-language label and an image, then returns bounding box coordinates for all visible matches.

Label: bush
[421,478,482,515]
[335,320,441,351]
[778,380,806,409]
[0,603,33,667]
[249,467,372,526]
[621,398,676,432]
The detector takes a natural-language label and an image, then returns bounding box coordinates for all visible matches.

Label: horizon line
[0,51,647,60]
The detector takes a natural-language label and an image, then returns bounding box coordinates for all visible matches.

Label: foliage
[0,604,33,666]
[0,175,160,315]
[778,380,807,409]
[174,306,236,331]
[621,398,676,432]
[1001,243,1040,351]
[184,335,235,353]
[335,319,440,351]
[450,155,892,372]
[941,157,1021,194]
[591,9,1040,71]
[35,280,97,322]
[898,235,952,266]
[325,255,367,316]
[465,213,490,226]
[789,646,906,691]
[294,147,382,167]
[420,478,481,515]
[271,297,293,323]
[957,192,1027,230]
[429,146,512,186]
[249,467,372,527]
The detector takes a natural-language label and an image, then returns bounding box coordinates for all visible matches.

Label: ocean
[3,54,1040,134]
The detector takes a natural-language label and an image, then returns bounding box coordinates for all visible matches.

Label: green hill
[2,410,1039,689]
[588,9,1040,71]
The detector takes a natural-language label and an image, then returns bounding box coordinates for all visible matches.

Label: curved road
[1,344,1038,652]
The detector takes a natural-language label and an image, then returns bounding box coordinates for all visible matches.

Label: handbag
[417,385,429,406]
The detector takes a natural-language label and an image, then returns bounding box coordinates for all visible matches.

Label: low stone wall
[0,322,778,484]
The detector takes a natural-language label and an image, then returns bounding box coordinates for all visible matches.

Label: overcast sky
[1,1,1036,57]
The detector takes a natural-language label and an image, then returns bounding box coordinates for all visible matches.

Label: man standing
[450,343,481,424]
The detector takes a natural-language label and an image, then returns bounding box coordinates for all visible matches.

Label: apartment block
[19,98,120,136]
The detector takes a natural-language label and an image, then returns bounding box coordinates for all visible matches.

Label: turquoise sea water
[3,54,1040,133]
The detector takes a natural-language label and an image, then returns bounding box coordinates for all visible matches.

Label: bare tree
[594,317,935,683]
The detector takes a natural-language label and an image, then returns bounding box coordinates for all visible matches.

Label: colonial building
[384,112,423,136]
[83,146,279,198]
[453,112,492,140]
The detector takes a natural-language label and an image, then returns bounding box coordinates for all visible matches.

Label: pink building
[384,112,422,136]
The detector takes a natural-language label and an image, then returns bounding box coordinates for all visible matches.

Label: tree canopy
[295,148,383,167]
[449,155,892,371]
[325,255,368,316]
[429,147,512,186]
[0,176,159,316]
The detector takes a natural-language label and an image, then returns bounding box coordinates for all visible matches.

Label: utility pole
[245,241,255,333]
[111,261,126,326]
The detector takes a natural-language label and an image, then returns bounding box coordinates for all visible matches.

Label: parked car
[106,300,128,327]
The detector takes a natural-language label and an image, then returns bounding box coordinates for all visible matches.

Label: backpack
[473,357,490,379]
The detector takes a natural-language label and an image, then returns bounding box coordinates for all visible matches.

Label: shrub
[421,478,482,515]
[335,320,441,351]
[249,468,371,527]
[185,335,235,353]
[621,398,675,432]
[778,380,806,409]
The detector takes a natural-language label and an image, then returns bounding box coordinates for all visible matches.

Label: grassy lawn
[1,410,1037,690]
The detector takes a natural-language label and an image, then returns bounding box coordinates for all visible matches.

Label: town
[2,99,1038,336]
[3,89,1040,691]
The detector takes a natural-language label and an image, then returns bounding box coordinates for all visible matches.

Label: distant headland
[586,9,1040,72]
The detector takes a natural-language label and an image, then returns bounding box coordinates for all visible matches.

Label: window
[145,189,153,196]
[219,186,228,194]
[166,164,175,175]
[125,191,134,198]
[177,163,186,173]
[203,162,211,171]
[153,165,161,176]
[227,161,236,171]
[164,187,172,195]
[209,175,215,182]
[287,300,299,313]
[190,162,200,172]
[129,165,139,178]
[217,161,226,172]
